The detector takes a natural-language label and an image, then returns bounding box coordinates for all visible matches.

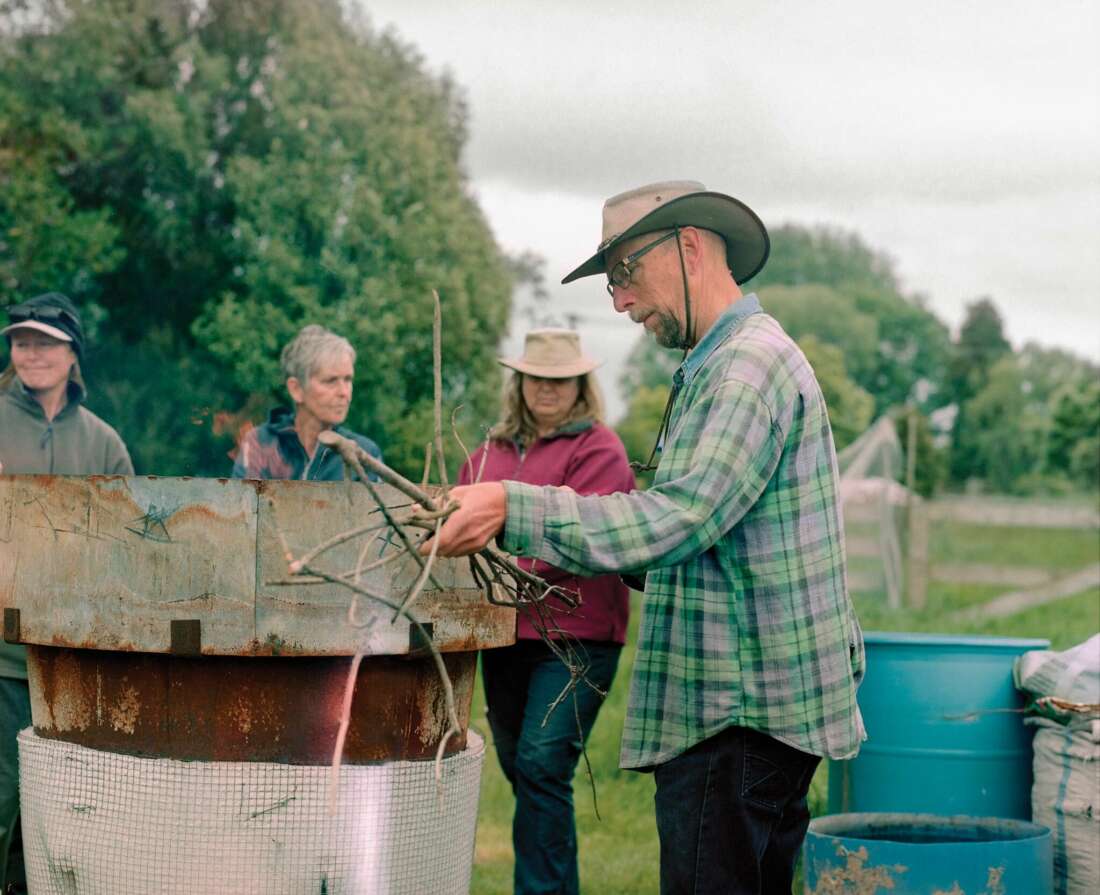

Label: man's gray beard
[654,312,691,350]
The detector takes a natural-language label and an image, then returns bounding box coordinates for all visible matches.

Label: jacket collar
[676,293,761,391]
[267,405,357,445]
[8,377,85,421]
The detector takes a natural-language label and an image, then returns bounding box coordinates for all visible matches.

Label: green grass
[930,521,1099,570]
[470,602,659,894]
[469,519,1100,894]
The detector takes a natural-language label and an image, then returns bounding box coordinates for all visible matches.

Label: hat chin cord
[673,227,694,351]
[627,227,694,474]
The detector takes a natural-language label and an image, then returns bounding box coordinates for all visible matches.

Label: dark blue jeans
[482,639,621,895]
[0,677,31,891]
[653,724,820,895]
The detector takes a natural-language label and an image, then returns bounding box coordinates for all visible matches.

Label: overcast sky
[364,0,1099,419]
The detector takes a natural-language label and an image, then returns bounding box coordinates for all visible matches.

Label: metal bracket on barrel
[3,608,20,644]
[170,619,202,656]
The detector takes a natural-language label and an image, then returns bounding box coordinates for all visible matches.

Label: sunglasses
[7,302,79,329]
[605,230,679,297]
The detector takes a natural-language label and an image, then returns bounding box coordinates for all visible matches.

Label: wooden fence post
[907,495,929,610]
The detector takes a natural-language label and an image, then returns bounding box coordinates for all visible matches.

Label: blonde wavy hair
[488,371,605,446]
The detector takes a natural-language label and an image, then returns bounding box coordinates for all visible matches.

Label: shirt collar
[675,293,761,390]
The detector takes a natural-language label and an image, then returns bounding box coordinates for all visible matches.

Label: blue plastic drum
[828,632,1049,819]
[804,812,1052,894]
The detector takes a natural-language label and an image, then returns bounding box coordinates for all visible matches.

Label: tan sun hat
[561,179,769,286]
[498,329,602,378]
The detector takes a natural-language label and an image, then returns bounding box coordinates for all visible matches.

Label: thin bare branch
[391,516,442,622]
[318,430,440,511]
[290,521,390,573]
[474,433,491,485]
[432,289,448,486]
[328,649,364,814]
[300,561,461,792]
[421,443,433,490]
[451,405,471,478]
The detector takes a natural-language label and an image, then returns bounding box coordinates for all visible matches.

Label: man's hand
[420,482,507,556]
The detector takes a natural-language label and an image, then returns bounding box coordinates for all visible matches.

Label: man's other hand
[420,482,507,556]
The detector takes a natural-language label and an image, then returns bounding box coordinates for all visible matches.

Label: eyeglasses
[605,230,678,297]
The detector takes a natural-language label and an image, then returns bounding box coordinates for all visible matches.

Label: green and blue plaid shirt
[501,295,865,768]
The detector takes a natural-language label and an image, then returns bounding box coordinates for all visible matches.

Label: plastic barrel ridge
[828,632,1050,819]
[803,812,1053,894]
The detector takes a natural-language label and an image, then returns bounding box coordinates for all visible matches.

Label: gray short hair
[280,325,356,385]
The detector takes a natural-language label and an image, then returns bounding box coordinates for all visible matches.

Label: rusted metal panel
[0,475,256,651]
[26,645,476,763]
[0,474,515,656]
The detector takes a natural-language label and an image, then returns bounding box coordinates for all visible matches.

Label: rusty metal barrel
[0,473,513,894]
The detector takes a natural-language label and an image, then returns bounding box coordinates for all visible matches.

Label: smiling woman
[0,292,134,478]
[0,291,134,891]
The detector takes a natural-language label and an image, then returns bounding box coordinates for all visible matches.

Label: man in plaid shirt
[430,181,865,894]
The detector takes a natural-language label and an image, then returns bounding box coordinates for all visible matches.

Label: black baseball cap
[2,293,86,361]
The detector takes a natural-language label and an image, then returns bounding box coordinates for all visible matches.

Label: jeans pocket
[741,752,785,816]
[740,731,805,817]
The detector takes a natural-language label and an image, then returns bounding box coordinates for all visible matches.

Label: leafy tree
[1016,343,1099,407]
[795,336,874,450]
[949,297,1013,404]
[1048,379,1100,489]
[756,225,951,414]
[618,335,680,396]
[752,224,899,295]
[1,0,512,477]
[614,384,669,488]
[846,285,951,413]
[960,355,1047,492]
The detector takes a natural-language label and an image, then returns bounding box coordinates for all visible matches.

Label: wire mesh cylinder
[18,728,485,894]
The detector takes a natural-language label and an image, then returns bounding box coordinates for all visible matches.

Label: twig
[328,648,365,813]
[301,561,462,793]
[432,289,448,486]
[421,443,433,490]
[318,439,445,592]
[474,434,491,485]
[391,517,442,622]
[576,691,601,822]
[451,405,471,477]
[318,430,440,511]
[289,521,390,574]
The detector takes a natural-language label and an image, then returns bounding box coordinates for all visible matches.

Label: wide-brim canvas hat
[498,328,602,378]
[562,180,770,286]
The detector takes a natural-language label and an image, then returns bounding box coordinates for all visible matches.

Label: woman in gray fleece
[0,292,132,891]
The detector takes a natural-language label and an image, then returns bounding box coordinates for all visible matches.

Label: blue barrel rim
[863,631,1051,650]
[810,811,1052,844]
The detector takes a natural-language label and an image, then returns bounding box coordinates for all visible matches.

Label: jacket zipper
[39,422,55,474]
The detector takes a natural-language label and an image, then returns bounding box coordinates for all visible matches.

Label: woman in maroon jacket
[459,329,634,895]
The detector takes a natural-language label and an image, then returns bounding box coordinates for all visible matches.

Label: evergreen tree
[948,297,1014,484]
